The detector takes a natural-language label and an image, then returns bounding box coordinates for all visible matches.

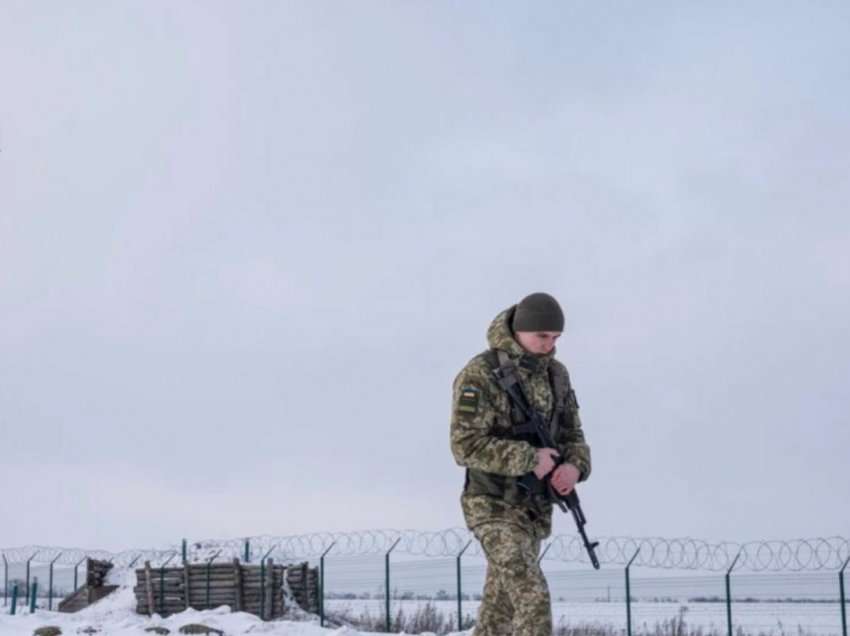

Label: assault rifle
[491,362,601,570]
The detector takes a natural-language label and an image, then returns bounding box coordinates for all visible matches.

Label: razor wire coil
[2,531,848,572]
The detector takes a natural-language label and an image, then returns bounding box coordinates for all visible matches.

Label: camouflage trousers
[472,522,552,636]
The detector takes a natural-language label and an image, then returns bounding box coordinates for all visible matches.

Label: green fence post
[456,540,472,632]
[260,559,265,619]
[205,550,222,609]
[626,548,641,636]
[726,550,743,636]
[159,553,177,615]
[48,552,63,610]
[2,553,7,607]
[537,541,554,565]
[259,545,278,621]
[840,556,850,636]
[320,541,336,627]
[24,551,38,607]
[73,557,87,593]
[245,539,251,564]
[385,537,402,633]
[11,583,18,615]
[182,539,188,564]
[29,579,38,613]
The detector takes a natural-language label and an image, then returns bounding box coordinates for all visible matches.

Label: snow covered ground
[0,584,410,636]
[0,568,468,636]
[2,569,846,636]
[325,599,847,636]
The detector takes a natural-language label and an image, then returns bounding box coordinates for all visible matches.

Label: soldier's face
[514,331,561,355]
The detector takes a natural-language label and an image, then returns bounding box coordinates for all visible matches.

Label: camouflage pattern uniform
[450,306,592,636]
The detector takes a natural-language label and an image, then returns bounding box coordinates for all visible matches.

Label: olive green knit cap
[512,292,564,332]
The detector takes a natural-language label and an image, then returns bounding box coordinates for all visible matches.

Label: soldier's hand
[551,462,580,495]
[533,448,559,479]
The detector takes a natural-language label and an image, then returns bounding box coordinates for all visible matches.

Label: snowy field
[0,569,451,636]
[2,569,847,636]
[4,594,847,636]
[325,599,848,636]
[0,574,385,636]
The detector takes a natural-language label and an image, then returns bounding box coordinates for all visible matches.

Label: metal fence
[3,531,849,635]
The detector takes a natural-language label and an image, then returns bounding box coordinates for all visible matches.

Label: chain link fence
[3,530,850,635]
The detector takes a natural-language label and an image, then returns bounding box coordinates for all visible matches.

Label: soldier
[450,292,592,636]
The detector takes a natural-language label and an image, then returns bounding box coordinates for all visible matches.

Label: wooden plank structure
[133,559,319,620]
[285,561,320,614]
[59,559,119,613]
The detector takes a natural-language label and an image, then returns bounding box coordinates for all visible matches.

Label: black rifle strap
[487,349,563,506]
[489,350,536,421]
[488,350,562,448]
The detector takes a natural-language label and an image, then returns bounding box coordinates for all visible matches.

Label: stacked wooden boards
[134,559,319,620]
[59,559,119,613]
[284,561,319,614]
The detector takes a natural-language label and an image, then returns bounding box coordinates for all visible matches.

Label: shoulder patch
[457,386,481,415]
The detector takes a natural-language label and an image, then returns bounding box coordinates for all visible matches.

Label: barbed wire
[2,531,848,572]
[552,535,850,572]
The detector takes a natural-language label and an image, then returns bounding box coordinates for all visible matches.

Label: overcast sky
[1,2,848,553]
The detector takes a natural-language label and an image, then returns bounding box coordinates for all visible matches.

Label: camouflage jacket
[450,306,592,538]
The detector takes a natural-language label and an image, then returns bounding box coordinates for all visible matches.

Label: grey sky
[1,2,848,552]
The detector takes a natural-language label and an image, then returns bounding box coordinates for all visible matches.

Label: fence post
[537,541,554,564]
[11,583,18,615]
[160,552,177,615]
[2,553,7,607]
[182,539,188,564]
[260,559,266,620]
[840,556,850,636]
[128,554,143,569]
[385,537,401,633]
[320,541,336,627]
[244,539,251,564]
[456,540,472,632]
[48,552,63,610]
[205,550,222,609]
[259,545,278,621]
[25,551,38,607]
[29,578,38,613]
[726,549,743,636]
[73,557,87,593]
[626,548,641,636]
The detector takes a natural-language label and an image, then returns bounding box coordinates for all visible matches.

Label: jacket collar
[486,306,555,376]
